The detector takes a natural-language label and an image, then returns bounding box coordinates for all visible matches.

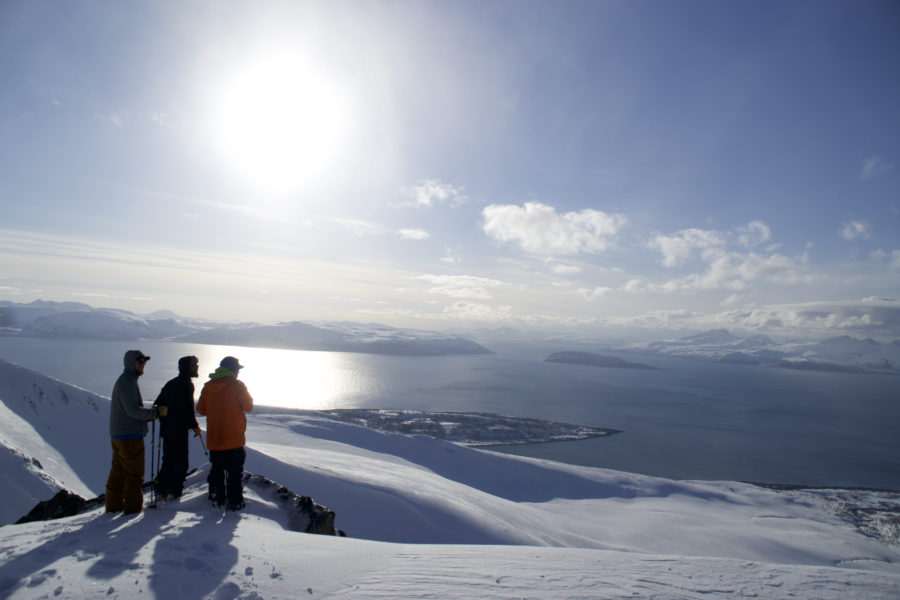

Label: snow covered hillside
[0,358,899,599]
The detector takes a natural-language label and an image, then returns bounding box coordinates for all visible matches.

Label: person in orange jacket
[197,356,254,510]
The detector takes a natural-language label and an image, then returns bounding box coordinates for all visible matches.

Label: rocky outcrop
[13,473,344,537]
[15,489,102,524]
[243,473,343,536]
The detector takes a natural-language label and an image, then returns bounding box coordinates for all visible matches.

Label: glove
[193,427,202,437]
[156,405,169,418]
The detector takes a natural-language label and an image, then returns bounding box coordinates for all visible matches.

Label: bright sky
[1,1,898,339]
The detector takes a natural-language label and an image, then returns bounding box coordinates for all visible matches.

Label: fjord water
[1,336,897,489]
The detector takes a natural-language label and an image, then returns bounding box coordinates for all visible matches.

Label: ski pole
[150,418,157,507]
[156,432,163,495]
[197,429,208,456]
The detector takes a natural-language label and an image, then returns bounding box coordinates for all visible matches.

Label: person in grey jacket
[105,350,167,514]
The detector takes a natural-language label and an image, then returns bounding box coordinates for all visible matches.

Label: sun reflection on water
[189,345,367,410]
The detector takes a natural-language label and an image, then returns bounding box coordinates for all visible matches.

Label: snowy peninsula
[544,350,656,369]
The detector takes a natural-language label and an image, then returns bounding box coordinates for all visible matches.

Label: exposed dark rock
[243,473,339,536]
[13,472,342,537]
[15,489,102,524]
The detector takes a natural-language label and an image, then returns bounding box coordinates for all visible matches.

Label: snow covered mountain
[617,329,900,373]
[0,358,899,598]
[178,321,491,356]
[0,300,490,356]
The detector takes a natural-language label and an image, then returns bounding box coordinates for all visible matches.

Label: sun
[211,49,352,193]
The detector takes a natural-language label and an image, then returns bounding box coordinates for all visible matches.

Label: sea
[1,336,898,490]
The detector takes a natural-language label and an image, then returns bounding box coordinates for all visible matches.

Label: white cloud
[643,222,802,294]
[417,274,509,299]
[861,156,893,181]
[399,179,468,208]
[718,299,900,336]
[397,228,429,240]
[736,221,772,248]
[576,286,612,300]
[659,252,800,293]
[840,220,872,241]
[623,278,646,294]
[647,228,726,267]
[151,112,173,127]
[98,108,130,127]
[441,301,515,321]
[482,202,626,255]
[551,263,582,275]
[441,247,461,264]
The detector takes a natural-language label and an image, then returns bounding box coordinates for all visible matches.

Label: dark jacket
[155,373,199,439]
[109,350,157,438]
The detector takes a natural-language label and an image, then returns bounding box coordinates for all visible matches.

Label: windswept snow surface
[0,358,899,599]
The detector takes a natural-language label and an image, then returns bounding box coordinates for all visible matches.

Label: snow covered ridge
[614,328,900,374]
[179,321,491,356]
[2,360,900,597]
[317,408,621,446]
[0,300,490,356]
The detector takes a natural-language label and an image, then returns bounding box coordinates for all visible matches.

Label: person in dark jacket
[197,356,253,510]
[154,355,201,500]
[106,350,167,514]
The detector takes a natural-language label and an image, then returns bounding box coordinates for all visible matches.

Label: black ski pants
[208,446,245,509]
[157,434,190,498]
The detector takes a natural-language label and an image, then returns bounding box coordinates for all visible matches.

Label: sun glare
[211,50,353,193]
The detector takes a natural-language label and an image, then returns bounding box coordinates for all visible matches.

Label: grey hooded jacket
[109,350,158,438]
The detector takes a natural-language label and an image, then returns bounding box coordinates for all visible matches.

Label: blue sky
[1,0,899,339]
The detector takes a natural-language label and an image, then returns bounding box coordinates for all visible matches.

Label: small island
[544,351,657,370]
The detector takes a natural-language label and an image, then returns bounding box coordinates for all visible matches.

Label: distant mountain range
[3,301,898,373]
[0,300,491,357]
[611,328,900,374]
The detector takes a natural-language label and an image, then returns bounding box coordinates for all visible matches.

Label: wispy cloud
[736,220,772,249]
[551,263,582,275]
[861,156,893,181]
[871,249,900,269]
[840,220,872,241]
[647,228,725,267]
[151,112,173,127]
[417,274,509,299]
[397,179,468,208]
[482,202,626,255]
[629,221,804,294]
[97,108,131,127]
[441,247,462,264]
[397,228,429,240]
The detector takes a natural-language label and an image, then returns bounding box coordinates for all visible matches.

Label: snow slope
[0,358,898,599]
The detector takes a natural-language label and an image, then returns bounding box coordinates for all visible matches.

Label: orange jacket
[197,368,253,451]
